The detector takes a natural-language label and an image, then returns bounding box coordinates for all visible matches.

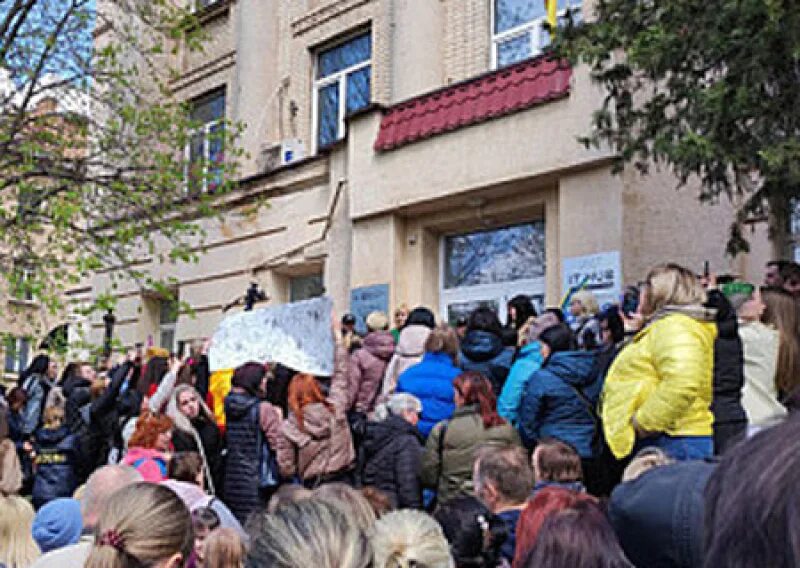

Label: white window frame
[184,118,223,194]
[438,227,546,325]
[312,32,372,154]
[11,264,36,303]
[4,337,30,374]
[490,0,582,69]
[158,299,178,353]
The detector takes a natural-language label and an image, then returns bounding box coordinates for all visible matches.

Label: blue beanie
[32,498,83,553]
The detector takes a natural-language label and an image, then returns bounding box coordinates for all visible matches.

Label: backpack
[251,403,280,489]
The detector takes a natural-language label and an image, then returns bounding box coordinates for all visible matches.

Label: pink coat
[122,447,169,482]
[348,331,396,413]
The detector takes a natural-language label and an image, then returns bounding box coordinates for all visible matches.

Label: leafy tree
[556,0,800,254]
[0,0,244,338]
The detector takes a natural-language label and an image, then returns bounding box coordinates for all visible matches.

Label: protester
[780,261,800,297]
[189,507,221,568]
[518,499,633,568]
[760,287,800,402]
[422,372,520,505]
[518,324,601,488]
[32,406,79,508]
[371,509,454,568]
[434,495,506,568]
[382,306,436,396]
[390,304,410,343]
[735,286,785,431]
[569,290,602,350]
[247,500,371,568]
[84,482,192,568]
[707,285,747,454]
[360,393,424,509]
[502,294,537,347]
[137,348,170,396]
[472,445,533,562]
[498,312,559,426]
[341,313,361,352]
[313,482,377,533]
[6,387,27,449]
[31,498,83,554]
[595,306,625,378]
[602,263,716,460]
[203,527,246,568]
[395,325,462,437]
[31,465,143,568]
[224,362,282,523]
[165,384,224,494]
[531,438,586,494]
[348,311,396,414]
[620,446,673,483]
[704,413,800,567]
[20,355,58,437]
[459,308,514,395]
[764,260,788,287]
[512,487,596,568]
[62,362,95,435]
[266,484,312,514]
[277,343,356,488]
[361,486,393,518]
[0,431,23,497]
[0,493,40,568]
[122,412,173,482]
[609,459,713,568]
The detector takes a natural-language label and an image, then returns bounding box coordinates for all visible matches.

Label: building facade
[75,0,777,352]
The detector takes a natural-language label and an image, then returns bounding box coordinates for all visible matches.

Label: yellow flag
[546,0,558,33]
[209,368,234,429]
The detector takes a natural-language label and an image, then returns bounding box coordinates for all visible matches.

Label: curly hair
[128,412,173,450]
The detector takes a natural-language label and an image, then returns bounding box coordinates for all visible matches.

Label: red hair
[453,371,505,428]
[287,374,332,432]
[512,487,598,568]
[128,411,173,450]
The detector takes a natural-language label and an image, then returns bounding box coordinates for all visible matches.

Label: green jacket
[421,404,520,505]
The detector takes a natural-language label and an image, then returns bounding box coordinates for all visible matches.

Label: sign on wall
[350,284,390,335]
[562,251,622,310]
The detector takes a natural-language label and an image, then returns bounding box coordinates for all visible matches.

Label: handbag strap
[556,378,602,452]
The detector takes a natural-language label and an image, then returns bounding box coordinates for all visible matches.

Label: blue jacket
[518,351,600,458]
[460,330,514,395]
[498,342,544,426]
[32,426,79,508]
[396,352,461,437]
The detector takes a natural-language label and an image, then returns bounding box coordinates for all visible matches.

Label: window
[159,298,179,352]
[440,222,546,325]
[185,88,225,194]
[492,0,582,68]
[789,198,800,262]
[290,274,325,302]
[4,336,30,374]
[314,32,372,149]
[196,0,221,9]
[11,263,35,302]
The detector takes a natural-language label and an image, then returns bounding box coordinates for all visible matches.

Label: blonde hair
[622,447,674,482]
[313,483,377,533]
[84,482,192,568]
[247,500,370,568]
[571,290,600,316]
[204,527,246,568]
[42,405,64,429]
[0,494,40,568]
[641,263,706,317]
[371,510,454,568]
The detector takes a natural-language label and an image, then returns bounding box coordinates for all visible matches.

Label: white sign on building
[562,251,622,310]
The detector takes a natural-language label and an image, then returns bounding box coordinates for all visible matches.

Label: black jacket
[460,331,514,395]
[360,414,424,509]
[63,376,91,434]
[223,391,261,523]
[32,425,79,508]
[706,291,747,431]
[172,415,225,493]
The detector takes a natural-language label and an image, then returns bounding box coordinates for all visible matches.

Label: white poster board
[562,251,622,310]
[208,296,334,376]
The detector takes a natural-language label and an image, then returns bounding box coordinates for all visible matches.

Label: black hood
[461,330,505,362]
[63,376,91,397]
[363,415,421,455]
[224,391,259,420]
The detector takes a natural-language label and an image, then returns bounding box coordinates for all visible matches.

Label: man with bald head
[31,464,142,567]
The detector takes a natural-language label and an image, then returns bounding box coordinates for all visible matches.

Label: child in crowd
[32,406,79,509]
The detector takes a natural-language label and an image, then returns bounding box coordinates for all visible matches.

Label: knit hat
[32,498,83,553]
[721,282,755,312]
[366,311,389,332]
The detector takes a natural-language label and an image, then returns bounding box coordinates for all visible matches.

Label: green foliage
[556,0,800,254]
[0,0,246,343]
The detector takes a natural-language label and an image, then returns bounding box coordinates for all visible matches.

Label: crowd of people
[1,258,800,567]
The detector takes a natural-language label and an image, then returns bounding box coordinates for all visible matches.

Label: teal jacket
[497,342,543,427]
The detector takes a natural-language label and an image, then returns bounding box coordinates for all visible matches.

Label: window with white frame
[11,263,35,302]
[159,298,179,353]
[314,32,372,150]
[492,0,582,68]
[4,336,30,374]
[185,88,225,194]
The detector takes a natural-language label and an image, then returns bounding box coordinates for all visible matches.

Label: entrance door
[439,221,546,325]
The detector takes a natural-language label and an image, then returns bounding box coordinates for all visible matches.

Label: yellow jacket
[601,311,717,458]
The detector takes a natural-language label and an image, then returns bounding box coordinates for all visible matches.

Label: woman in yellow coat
[602,264,717,461]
